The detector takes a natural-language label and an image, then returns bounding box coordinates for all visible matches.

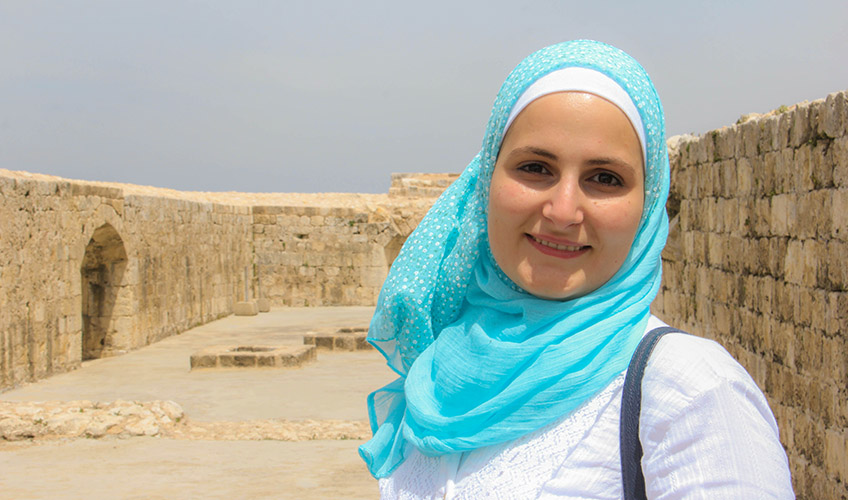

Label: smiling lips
[526,234,589,258]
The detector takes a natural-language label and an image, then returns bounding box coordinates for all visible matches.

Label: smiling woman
[360,40,794,499]
[489,91,644,300]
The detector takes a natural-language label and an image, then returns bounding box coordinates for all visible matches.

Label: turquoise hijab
[360,40,669,478]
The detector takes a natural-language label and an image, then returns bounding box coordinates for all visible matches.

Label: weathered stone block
[738,119,761,157]
[735,157,753,197]
[776,149,796,194]
[784,239,804,285]
[719,160,737,198]
[825,292,848,341]
[825,428,848,485]
[796,412,827,467]
[789,104,812,148]
[233,301,258,316]
[189,353,218,369]
[821,91,847,139]
[800,239,825,288]
[770,318,796,370]
[302,328,372,351]
[793,144,815,193]
[833,189,848,241]
[775,282,800,325]
[833,137,848,188]
[761,151,779,196]
[755,115,778,155]
[714,127,735,161]
[705,233,722,267]
[795,326,823,375]
[70,183,123,199]
[826,241,848,290]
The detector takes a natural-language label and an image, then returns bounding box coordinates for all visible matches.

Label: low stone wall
[653,90,848,499]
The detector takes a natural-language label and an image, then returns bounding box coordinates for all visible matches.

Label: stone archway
[80,223,128,360]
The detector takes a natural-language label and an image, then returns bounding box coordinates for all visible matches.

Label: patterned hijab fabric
[359,40,670,479]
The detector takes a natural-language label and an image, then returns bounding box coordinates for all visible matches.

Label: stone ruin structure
[0,171,455,388]
[1,90,846,498]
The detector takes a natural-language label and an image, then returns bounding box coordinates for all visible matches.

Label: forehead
[500,92,643,163]
[501,67,646,165]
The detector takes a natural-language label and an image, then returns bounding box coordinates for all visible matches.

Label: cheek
[601,198,643,253]
[487,187,510,240]
[488,177,511,224]
[487,177,528,256]
[489,176,530,217]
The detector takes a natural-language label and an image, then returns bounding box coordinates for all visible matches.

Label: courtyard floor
[0,306,395,499]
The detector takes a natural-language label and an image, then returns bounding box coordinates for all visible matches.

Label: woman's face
[488,91,644,300]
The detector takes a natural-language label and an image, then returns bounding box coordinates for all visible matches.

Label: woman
[360,40,793,499]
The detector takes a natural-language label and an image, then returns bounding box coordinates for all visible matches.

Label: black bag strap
[620,326,684,500]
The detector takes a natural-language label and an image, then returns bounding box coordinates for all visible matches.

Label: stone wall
[0,171,441,391]
[252,202,427,307]
[0,175,255,389]
[652,90,848,499]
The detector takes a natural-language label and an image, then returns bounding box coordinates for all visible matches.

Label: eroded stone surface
[0,400,368,443]
[0,400,183,441]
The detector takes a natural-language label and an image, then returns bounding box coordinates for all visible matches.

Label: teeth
[531,236,584,252]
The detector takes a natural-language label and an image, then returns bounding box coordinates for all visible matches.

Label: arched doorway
[80,223,128,360]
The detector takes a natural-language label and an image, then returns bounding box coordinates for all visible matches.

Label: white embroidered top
[379,316,794,499]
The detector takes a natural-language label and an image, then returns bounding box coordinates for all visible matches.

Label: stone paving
[0,306,394,499]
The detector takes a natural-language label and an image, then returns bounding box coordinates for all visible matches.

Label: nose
[541,178,585,228]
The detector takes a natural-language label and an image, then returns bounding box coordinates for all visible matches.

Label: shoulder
[635,318,794,497]
[637,316,781,444]
[641,316,761,409]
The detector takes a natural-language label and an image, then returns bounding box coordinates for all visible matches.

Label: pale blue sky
[1,1,846,193]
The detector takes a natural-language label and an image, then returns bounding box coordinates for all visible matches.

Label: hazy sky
[2,1,846,193]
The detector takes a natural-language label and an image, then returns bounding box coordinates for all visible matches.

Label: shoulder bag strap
[620,326,683,500]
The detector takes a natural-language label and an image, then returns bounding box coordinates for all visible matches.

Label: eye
[588,171,623,187]
[517,162,551,176]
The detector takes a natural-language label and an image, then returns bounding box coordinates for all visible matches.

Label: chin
[519,279,580,301]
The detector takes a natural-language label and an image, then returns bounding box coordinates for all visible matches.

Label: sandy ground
[0,307,396,499]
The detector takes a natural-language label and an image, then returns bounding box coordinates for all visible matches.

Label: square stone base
[190,345,316,370]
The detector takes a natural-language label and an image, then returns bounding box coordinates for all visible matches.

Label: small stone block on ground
[256,298,271,312]
[190,345,316,370]
[233,301,259,316]
[303,327,373,351]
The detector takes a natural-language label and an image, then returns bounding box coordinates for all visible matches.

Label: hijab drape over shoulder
[359,40,670,478]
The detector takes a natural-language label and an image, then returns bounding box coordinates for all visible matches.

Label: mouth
[527,234,588,252]
[526,234,590,258]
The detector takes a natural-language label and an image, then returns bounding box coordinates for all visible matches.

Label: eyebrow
[586,157,640,172]
[506,146,559,161]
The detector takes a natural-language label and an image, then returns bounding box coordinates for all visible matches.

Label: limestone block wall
[0,172,253,390]
[0,172,439,391]
[122,195,253,343]
[653,90,848,499]
[252,204,416,307]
